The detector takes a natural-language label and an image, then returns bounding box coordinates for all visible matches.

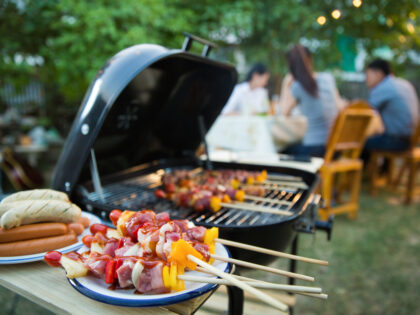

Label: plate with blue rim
[0,212,101,264]
[68,243,232,307]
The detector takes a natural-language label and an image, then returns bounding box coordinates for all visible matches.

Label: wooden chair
[318,101,375,221]
[368,119,420,204]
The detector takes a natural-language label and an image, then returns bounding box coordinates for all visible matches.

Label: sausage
[0,232,78,256]
[0,222,68,243]
[67,223,84,235]
[0,189,69,206]
[0,200,81,230]
[77,217,90,228]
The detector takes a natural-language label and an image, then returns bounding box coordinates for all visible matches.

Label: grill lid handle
[182,32,218,57]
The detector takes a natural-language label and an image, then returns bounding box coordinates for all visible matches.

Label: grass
[246,186,420,315]
[1,187,419,314]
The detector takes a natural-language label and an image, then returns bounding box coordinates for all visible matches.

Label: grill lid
[52,39,238,194]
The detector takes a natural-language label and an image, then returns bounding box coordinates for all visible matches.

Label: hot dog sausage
[78,217,90,228]
[67,223,84,235]
[0,232,78,256]
[0,200,81,230]
[0,189,69,206]
[0,222,68,243]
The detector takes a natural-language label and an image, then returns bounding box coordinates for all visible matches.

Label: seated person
[278,45,342,157]
[364,59,419,152]
[222,63,270,115]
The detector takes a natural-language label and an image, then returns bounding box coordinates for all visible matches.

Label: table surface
[0,261,182,315]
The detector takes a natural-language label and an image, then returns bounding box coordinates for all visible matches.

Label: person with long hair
[222,63,270,115]
[278,44,343,157]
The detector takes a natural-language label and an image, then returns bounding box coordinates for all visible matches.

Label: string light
[317,16,327,25]
[331,9,341,19]
[352,0,362,8]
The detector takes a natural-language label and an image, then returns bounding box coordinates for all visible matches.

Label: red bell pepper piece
[105,260,116,284]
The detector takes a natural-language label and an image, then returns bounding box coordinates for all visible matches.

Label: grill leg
[288,235,299,315]
[227,285,244,315]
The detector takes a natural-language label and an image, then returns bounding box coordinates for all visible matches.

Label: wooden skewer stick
[178,275,322,293]
[187,255,289,313]
[220,202,292,216]
[193,268,327,300]
[299,292,328,300]
[243,195,292,205]
[215,238,329,266]
[210,254,314,282]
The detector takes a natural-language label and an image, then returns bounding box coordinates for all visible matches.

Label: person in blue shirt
[364,59,419,152]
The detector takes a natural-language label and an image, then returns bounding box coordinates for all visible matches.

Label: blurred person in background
[278,44,344,157]
[364,58,419,152]
[222,63,270,115]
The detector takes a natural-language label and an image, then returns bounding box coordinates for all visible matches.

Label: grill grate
[84,168,308,227]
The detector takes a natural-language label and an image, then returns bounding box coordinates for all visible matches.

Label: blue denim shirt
[368,76,415,137]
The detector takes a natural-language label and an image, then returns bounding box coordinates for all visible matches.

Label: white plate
[68,243,232,307]
[0,212,102,264]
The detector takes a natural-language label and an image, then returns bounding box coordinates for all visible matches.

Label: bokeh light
[331,9,341,19]
[352,0,362,8]
[317,16,327,25]
[406,23,415,34]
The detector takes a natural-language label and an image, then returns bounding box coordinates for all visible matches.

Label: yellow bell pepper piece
[210,196,222,212]
[247,176,254,185]
[222,194,231,203]
[209,243,215,255]
[176,265,186,291]
[231,179,240,189]
[234,190,245,202]
[162,265,170,289]
[261,170,267,181]
[204,227,219,246]
[255,175,264,183]
[169,239,203,270]
[169,263,177,290]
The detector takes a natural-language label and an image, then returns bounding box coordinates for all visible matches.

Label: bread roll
[0,189,69,206]
[0,200,81,230]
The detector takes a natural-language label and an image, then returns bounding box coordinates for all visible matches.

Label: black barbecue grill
[51,34,332,314]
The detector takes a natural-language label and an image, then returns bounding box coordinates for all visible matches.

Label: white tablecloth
[206,115,307,153]
[206,150,324,174]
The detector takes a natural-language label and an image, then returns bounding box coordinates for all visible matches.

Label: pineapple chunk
[90,242,104,254]
[106,228,122,240]
[60,256,88,279]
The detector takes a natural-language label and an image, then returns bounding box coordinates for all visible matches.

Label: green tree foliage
[0,0,418,124]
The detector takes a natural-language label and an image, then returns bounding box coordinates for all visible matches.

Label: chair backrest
[324,100,375,163]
